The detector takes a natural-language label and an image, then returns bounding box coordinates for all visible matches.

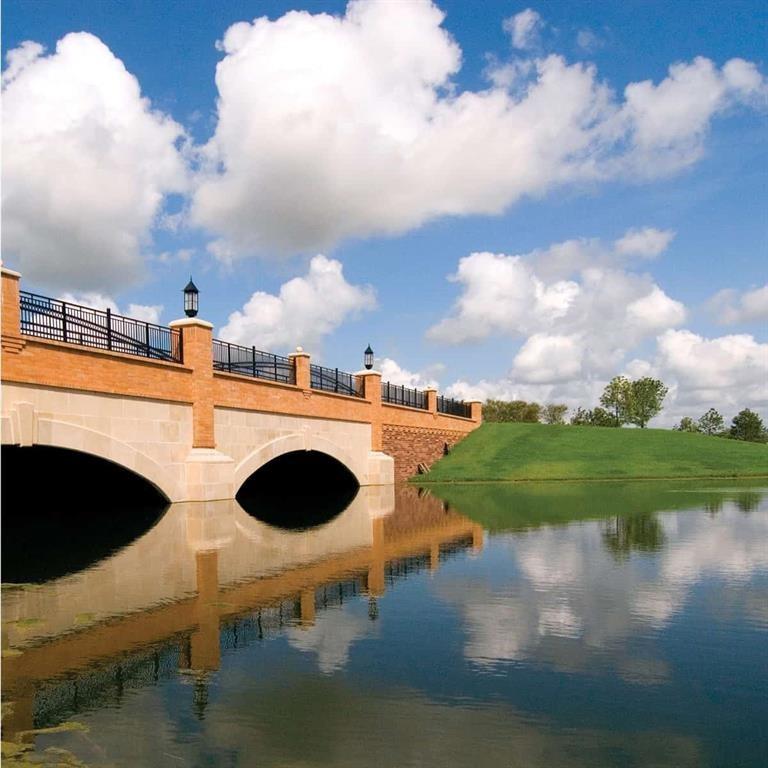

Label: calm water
[2,480,767,767]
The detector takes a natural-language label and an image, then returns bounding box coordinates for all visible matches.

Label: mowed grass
[420,422,768,482]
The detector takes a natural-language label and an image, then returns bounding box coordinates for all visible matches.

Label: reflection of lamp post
[368,596,379,621]
[183,277,199,318]
[364,344,374,370]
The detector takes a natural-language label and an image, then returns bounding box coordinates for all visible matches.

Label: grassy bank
[418,422,767,483]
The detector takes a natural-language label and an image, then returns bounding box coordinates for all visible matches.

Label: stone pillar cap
[465,398,483,403]
[169,317,214,329]
[355,369,381,376]
[1,266,22,278]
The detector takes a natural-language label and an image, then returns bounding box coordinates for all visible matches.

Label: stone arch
[234,433,364,492]
[30,417,181,502]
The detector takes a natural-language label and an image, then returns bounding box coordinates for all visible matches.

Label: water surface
[3,480,767,767]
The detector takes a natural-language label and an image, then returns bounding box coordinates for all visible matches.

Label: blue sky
[3,0,766,424]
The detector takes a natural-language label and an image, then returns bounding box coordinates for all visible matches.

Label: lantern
[183,277,199,318]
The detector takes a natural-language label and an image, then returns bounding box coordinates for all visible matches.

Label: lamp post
[364,344,374,370]
[183,277,199,318]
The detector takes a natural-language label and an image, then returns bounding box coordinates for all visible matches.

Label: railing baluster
[62,302,68,343]
[106,308,112,351]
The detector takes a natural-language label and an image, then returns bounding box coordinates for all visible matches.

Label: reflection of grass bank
[421,479,767,532]
[418,423,768,483]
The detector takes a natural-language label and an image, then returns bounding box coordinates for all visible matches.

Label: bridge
[1,267,481,500]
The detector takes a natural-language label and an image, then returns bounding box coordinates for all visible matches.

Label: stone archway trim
[233,433,364,491]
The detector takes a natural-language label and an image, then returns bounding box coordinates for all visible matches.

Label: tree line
[482,374,766,442]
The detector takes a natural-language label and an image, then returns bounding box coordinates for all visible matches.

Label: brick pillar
[467,399,483,423]
[169,318,215,448]
[357,370,382,450]
[1,267,24,354]
[289,348,311,389]
[425,387,438,415]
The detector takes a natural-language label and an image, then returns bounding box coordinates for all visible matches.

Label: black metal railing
[381,381,428,410]
[212,339,295,384]
[19,291,182,363]
[310,364,363,398]
[437,395,471,418]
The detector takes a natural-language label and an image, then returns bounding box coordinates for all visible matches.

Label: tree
[729,409,766,443]
[674,417,699,433]
[590,407,617,427]
[543,403,568,424]
[570,407,591,426]
[570,406,615,427]
[600,376,632,426]
[482,399,542,423]
[627,377,668,428]
[698,408,724,436]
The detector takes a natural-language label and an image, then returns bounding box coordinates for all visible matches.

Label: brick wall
[382,424,470,482]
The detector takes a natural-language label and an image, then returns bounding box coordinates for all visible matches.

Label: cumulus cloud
[58,292,163,324]
[190,0,765,258]
[429,229,765,423]
[503,9,543,51]
[2,33,188,292]
[655,329,768,412]
[707,284,768,325]
[428,230,685,389]
[614,227,675,258]
[217,255,375,351]
[512,334,584,383]
[378,358,440,389]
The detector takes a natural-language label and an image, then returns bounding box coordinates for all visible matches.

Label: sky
[2,0,767,426]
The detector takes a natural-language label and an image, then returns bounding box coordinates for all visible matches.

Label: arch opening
[236,450,359,530]
[1,445,169,583]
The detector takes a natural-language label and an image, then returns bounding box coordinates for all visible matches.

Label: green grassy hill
[419,422,767,483]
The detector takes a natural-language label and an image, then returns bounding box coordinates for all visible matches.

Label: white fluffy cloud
[378,358,440,389]
[428,230,686,388]
[58,292,163,324]
[2,33,188,292]
[614,227,675,258]
[191,0,765,258]
[655,329,768,412]
[503,9,543,51]
[430,230,766,423]
[218,255,375,351]
[708,284,768,325]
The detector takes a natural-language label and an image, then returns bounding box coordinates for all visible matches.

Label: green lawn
[419,422,767,483]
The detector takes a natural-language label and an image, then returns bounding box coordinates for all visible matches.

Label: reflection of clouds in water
[286,605,377,675]
[633,507,768,627]
[440,501,768,676]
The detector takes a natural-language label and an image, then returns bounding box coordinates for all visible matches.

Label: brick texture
[382,424,470,481]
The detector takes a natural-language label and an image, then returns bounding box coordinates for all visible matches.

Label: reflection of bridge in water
[2,487,482,738]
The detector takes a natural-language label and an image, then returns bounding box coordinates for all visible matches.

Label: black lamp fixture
[183,276,199,318]
[364,344,374,370]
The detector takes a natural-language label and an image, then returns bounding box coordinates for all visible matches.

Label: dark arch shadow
[1,445,169,584]
[236,450,359,530]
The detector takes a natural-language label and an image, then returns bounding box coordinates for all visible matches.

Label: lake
[2,480,767,767]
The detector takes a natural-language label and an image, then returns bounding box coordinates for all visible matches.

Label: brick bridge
[1,268,481,501]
